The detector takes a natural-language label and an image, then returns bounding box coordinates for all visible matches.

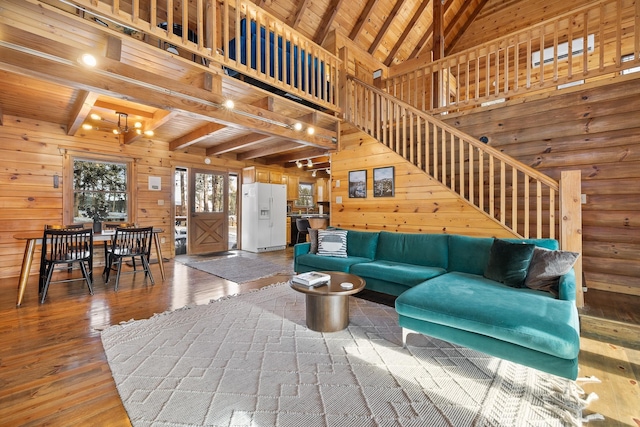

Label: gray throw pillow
[483,239,535,288]
[317,229,348,258]
[524,247,580,295]
[308,228,319,254]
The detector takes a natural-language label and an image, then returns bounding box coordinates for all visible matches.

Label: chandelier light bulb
[134,122,142,128]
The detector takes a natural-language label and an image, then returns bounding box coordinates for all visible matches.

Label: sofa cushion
[448,235,561,275]
[395,272,580,359]
[375,231,448,269]
[484,239,535,288]
[525,247,580,295]
[346,230,379,259]
[351,260,446,287]
[317,229,348,257]
[296,253,371,273]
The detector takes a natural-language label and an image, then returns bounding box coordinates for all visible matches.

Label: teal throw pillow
[484,239,535,288]
[317,229,348,258]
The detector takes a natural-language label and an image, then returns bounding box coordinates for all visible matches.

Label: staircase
[343,75,584,306]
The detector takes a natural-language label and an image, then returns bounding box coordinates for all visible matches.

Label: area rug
[101,283,590,427]
[181,255,293,283]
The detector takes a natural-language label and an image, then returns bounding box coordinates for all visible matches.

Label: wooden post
[338,46,348,121]
[560,170,583,307]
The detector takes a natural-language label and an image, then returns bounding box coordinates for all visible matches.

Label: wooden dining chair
[104,226,155,291]
[40,228,94,303]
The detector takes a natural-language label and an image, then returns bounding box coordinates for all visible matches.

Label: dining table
[13,228,166,306]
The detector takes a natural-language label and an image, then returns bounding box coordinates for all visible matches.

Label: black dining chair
[40,227,94,303]
[101,222,137,275]
[40,224,88,291]
[296,218,310,244]
[104,226,155,291]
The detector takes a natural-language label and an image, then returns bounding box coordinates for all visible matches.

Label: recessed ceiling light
[82,123,93,130]
[224,99,235,109]
[307,127,315,135]
[90,113,101,120]
[293,122,303,131]
[79,53,97,67]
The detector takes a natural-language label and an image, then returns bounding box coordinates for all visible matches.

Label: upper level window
[295,182,314,207]
[72,158,130,225]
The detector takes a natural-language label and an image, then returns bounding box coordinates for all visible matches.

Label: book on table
[292,271,331,287]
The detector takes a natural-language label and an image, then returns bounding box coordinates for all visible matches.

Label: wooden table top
[290,271,365,296]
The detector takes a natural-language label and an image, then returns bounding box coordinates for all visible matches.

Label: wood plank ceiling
[0,0,487,167]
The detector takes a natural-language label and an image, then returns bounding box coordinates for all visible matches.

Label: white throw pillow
[317,229,348,258]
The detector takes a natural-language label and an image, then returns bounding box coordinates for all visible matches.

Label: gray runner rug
[182,255,293,283]
[101,283,591,426]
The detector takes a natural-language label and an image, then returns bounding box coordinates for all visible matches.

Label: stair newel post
[560,170,584,307]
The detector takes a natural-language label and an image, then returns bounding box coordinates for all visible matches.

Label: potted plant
[85,196,109,233]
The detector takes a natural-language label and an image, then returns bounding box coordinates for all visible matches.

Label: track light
[311,170,317,177]
[296,160,302,168]
[307,159,313,167]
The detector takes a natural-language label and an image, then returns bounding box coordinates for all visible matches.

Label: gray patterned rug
[101,283,589,426]
[182,255,293,283]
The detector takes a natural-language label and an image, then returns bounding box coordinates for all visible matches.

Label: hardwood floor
[0,248,638,426]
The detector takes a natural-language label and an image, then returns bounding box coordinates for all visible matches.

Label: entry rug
[101,283,590,426]
[182,255,293,284]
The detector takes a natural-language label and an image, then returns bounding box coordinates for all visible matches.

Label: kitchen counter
[288,214,330,244]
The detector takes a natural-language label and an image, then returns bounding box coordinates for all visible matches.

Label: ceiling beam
[0,23,337,150]
[168,121,227,151]
[433,0,444,61]
[349,0,378,41]
[205,133,274,156]
[66,90,99,136]
[237,140,301,160]
[314,0,345,46]
[93,100,155,118]
[291,0,311,28]
[271,148,333,164]
[445,0,489,56]
[368,0,407,55]
[383,0,430,66]
[124,109,174,145]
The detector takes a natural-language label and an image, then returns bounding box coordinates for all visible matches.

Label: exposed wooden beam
[0,23,337,150]
[315,0,345,46]
[445,0,489,56]
[383,0,430,66]
[124,110,174,145]
[93,100,155,118]
[349,0,378,41]
[168,121,226,151]
[433,0,444,61]
[206,133,273,156]
[291,0,311,28]
[66,90,99,136]
[237,140,301,160]
[408,0,454,61]
[368,0,408,55]
[271,148,333,164]
[0,104,3,126]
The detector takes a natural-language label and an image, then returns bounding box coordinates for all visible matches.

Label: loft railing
[346,75,565,240]
[385,0,640,114]
[65,0,341,111]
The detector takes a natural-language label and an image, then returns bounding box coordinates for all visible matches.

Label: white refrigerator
[241,182,287,252]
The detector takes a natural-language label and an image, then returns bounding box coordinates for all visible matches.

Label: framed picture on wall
[348,170,367,198]
[373,166,395,197]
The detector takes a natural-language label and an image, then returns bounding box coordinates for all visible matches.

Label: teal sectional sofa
[294,230,580,380]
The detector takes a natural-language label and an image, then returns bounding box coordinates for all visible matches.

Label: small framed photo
[348,170,367,198]
[373,166,395,197]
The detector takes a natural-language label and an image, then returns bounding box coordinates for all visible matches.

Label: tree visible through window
[73,159,128,224]
[296,182,314,207]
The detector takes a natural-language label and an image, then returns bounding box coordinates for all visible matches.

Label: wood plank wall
[441,75,640,296]
[0,114,300,279]
[330,123,518,238]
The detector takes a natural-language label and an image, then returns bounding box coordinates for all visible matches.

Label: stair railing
[345,75,561,240]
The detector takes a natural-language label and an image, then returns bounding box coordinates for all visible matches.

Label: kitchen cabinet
[316,178,329,202]
[243,166,283,184]
[286,175,299,200]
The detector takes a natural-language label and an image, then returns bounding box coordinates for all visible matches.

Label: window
[71,158,130,224]
[295,182,314,207]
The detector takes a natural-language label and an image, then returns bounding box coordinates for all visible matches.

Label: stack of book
[292,271,331,287]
